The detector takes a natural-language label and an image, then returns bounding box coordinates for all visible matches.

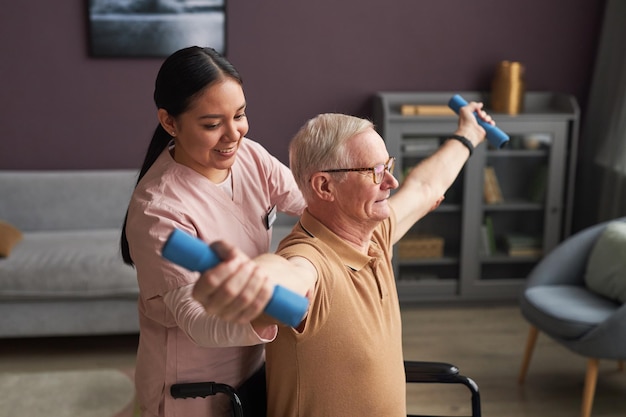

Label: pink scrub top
[126,138,305,417]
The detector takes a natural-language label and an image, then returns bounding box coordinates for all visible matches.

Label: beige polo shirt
[267,209,405,417]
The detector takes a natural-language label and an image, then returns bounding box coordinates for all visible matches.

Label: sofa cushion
[0,220,23,257]
[0,229,138,300]
[0,170,137,232]
[584,221,626,303]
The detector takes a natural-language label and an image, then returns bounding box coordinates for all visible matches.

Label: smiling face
[331,128,399,226]
[159,78,249,182]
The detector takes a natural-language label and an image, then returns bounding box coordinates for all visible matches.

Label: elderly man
[192,101,491,416]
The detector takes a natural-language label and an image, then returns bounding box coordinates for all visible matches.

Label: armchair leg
[581,358,599,417]
[618,360,624,372]
[518,326,538,384]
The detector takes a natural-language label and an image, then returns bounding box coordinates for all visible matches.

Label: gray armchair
[518,217,626,417]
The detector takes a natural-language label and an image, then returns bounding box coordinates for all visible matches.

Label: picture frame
[87,0,226,58]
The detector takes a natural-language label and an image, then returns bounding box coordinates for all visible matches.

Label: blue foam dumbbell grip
[448,94,509,149]
[161,228,309,327]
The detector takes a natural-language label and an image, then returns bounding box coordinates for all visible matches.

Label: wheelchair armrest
[170,382,244,417]
[405,360,482,417]
[404,361,460,383]
[170,381,235,399]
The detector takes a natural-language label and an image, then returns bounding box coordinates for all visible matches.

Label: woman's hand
[191,241,274,324]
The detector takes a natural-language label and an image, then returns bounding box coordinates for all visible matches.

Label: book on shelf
[508,247,543,257]
[483,166,504,204]
[480,224,492,256]
[483,216,497,255]
[504,233,543,257]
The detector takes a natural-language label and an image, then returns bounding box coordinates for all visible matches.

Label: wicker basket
[398,235,444,259]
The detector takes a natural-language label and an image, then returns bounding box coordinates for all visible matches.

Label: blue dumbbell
[448,94,509,149]
[161,228,309,327]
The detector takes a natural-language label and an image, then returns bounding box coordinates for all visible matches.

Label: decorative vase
[491,61,525,115]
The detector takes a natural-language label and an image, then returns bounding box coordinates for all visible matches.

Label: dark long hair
[120,46,243,266]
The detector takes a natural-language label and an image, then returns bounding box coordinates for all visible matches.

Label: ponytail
[120,124,172,266]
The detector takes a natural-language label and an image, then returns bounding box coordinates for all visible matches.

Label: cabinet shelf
[483,201,544,211]
[433,204,461,212]
[481,253,542,263]
[374,91,580,303]
[398,256,459,266]
[488,149,548,158]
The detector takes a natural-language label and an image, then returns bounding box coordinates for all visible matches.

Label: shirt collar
[299,209,372,271]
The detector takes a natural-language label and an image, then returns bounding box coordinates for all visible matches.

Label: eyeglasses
[321,157,395,184]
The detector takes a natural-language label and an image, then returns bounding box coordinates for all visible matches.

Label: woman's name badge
[265,205,277,230]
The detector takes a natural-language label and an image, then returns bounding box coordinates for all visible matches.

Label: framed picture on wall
[87,0,226,58]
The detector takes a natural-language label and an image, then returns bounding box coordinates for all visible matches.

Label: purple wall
[0,0,605,169]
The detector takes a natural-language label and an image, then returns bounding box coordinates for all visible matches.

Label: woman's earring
[171,131,176,137]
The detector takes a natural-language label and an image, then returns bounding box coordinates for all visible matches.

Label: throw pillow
[0,220,23,257]
[584,221,626,303]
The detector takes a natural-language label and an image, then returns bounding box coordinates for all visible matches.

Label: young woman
[120,46,305,417]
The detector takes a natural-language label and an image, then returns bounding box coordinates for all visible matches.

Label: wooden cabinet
[373,92,580,302]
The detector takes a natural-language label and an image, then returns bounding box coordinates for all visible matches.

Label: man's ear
[157,109,177,136]
[310,172,335,202]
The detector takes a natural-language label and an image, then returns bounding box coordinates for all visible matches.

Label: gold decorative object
[491,61,525,115]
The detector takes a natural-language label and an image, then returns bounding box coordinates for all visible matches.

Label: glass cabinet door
[394,134,465,300]
[461,120,569,300]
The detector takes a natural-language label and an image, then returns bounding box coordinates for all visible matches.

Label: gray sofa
[0,170,140,338]
[0,169,298,339]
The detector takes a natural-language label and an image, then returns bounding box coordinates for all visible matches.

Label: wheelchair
[170,360,481,417]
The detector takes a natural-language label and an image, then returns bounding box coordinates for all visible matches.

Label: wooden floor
[1,304,624,417]
[401,304,626,417]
